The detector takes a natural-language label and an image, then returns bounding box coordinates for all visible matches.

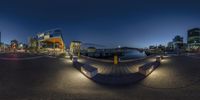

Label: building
[157,44,166,51]
[11,40,18,50]
[166,35,186,53]
[172,35,184,50]
[167,35,184,50]
[167,42,174,50]
[173,35,183,43]
[149,45,157,50]
[29,29,65,53]
[87,47,96,53]
[187,28,200,51]
[28,37,38,49]
[70,41,81,56]
[18,43,28,50]
[86,47,96,57]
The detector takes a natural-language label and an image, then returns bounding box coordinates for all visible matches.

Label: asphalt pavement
[0,54,199,100]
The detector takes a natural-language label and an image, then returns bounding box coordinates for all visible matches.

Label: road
[0,54,200,100]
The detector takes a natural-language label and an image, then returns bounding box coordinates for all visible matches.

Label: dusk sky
[1,0,200,48]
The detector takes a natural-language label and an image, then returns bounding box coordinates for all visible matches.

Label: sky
[0,0,200,48]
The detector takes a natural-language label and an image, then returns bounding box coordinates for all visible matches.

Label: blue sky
[0,0,200,48]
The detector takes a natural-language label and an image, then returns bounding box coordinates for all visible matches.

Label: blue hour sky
[0,0,200,48]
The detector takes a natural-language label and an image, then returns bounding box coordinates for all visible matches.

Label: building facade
[187,28,200,51]
[29,29,65,53]
[166,35,186,53]
[87,47,96,53]
[11,40,18,49]
[173,35,184,50]
[167,42,174,50]
[70,41,81,56]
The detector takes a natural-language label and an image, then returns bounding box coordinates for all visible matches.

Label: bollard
[114,55,118,65]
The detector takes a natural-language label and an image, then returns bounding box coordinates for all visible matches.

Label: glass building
[187,28,200,51]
